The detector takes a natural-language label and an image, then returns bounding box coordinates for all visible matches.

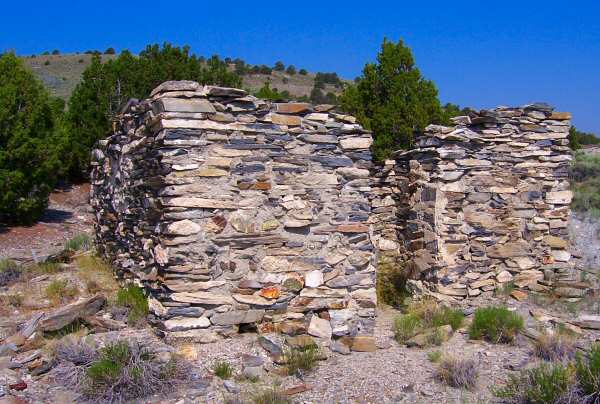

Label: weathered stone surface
[155,98,216,113]
[171,292,234,305]
[164,316,210,331]
[339,137,373,150]
[210,310,265,326]
[546,191,573,205]
[308,316,332,339]
[487,241,531,259]
[304,270,324,288]
[165,219,201,236]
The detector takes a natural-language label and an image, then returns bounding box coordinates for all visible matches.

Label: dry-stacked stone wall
[91,81,377,343]
[393,104,577,301]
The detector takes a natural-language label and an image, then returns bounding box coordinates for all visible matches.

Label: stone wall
[90,81,377,343]
[392,104,577,301]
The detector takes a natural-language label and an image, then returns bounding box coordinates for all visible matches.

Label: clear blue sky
[3,1,599,133]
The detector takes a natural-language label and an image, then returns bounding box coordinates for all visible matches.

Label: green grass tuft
[393,313,421,343]
[212,360,234,379]
[45,279,79,304]
[64,233,92,253]
[116,285,149,324]
[468,306,524,343]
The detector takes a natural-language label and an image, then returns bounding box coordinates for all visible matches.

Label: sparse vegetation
[571,151,600,218]
[394,314,421,344]
[468,306,524,343]
[436,356,478,390]
[283,343,320,376]
[493,362,574,403]
[116,285,149,324]
[64,233,92,253]
[251,385,291,404]
[45,279,79,304]
[427,350,442,363]
[213,360,234,379]
[1,293,24,307]
[534,328,577,362]
[31,261,62,274]
[393,298,464,345]
[0,258,22,286]
[574,343,600,399]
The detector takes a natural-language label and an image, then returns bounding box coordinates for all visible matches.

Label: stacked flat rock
[90,81,376,342]
[392,104,581,300]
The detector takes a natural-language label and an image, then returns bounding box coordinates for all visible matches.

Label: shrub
[78,58,84,63]
[575,343,600,399]
[436,356,478,390]
[376,260,408,307]
[0,53,62,224]
[212,360,233,379]
[283,343,319,376]
[45,279,78,304]
[55,339,188,403]
[534,329,577,362]
[44,60,51,65]
[116,285,149,324]
[298,68,308,75]
[468,306,524,343]
[393,313,421,343]
[493,362,574,403]
[427,350,442,363]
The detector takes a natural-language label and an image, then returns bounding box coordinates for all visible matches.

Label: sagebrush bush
[53,339,188,403]
[212,360,234,379]
[284,343,319,376]
[469,306,524,343]
[436,356,478,390]
[116,285,149,324]
[493,362,574,403]
[575,343,600,399]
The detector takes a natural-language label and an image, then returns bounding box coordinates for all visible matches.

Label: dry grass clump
[534,328,578,362]
[75,255,119,296]
[1,293,24,307]
[0,258,22,286]
[54,339,189,403]
[283,343,320,376]
[427,350,442,363]
[251,385,291,404]
[435,356,478,390]
[45,279,79,305]
[64,233,92,253]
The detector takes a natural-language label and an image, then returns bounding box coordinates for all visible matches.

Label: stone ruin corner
[91,81,578,342]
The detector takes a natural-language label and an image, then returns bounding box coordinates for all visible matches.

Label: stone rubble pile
[391,104,583,300]
[90,81,376,344]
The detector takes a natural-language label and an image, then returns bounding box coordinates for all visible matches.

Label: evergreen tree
[286,65,296,75]
[0,53,62,224]
[274,61,285,71]
[340,39,445,160]
[65,43,242,179]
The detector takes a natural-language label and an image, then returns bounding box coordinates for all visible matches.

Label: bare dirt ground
[0,184,93,263]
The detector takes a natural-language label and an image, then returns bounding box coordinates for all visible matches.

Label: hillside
[21,53,344,102]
